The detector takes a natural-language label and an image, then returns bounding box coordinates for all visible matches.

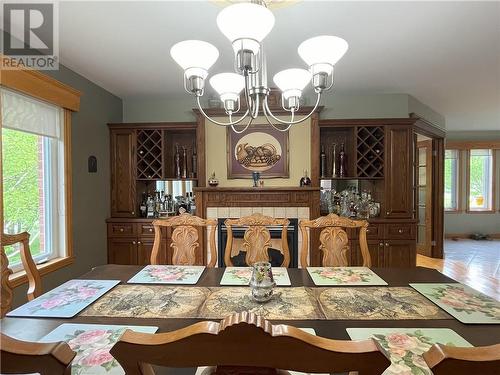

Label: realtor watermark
[1,1,59,70]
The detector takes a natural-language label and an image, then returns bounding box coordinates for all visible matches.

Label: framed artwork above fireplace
[227,124,289,179]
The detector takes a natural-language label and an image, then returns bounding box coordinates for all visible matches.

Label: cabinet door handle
[398,229,403,234]
[385,242,389,247]
[119,228,124,232]
[379,243,384,247]
[137,241,141,244]
[366,229,370,233]
[132,241,136,245]
[386,211,390,215]
[131,211,135,215]
[149,228,153,232]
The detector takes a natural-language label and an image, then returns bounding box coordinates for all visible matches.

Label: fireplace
[217,218,299,268]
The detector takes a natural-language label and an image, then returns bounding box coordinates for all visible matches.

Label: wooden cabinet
[384,125,413,219]
[350,240,383,267]
[110,129,136,217]
[108,237,138,265]
[137,239,154,266]
[382,240,416,268]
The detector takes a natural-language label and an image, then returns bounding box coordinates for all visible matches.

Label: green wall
[444,131,500,236]
[11,65,123,306]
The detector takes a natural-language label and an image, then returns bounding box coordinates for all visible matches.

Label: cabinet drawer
[350,224,383,239]
[384,224,415,239]
[108,223,136,237]
[138,223,155,236]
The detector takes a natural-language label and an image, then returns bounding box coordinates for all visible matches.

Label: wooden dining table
[2,265,499,374]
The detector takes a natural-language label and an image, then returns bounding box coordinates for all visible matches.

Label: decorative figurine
[208,172,219,187]
[300,170,311,187]
[320,144,326,178]
[252,171,260,187]
[174,144,181,179]
[181,146,188,179]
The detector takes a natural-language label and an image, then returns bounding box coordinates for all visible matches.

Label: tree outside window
[444,149,459,211]
[468,149,493,211]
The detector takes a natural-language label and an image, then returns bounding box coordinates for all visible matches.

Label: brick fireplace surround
[194,187,321,267]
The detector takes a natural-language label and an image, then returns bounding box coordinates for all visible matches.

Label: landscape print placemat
[306,267,388,286]
[82,285,210,318]
[127,265,206,285]
[40,323,157,375]
[220,267,291,286]
[200,287,323,320]
[316,287,449,320]
[347,328,472,375]
[7,279,120,318]
[410,283,500,324]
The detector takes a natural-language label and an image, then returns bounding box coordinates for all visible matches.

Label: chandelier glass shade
[170,1,348,132]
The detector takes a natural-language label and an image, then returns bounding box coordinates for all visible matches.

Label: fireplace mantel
[194,186,320,211]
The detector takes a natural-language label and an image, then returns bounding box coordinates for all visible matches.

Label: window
[444,149,460,211]
[468,149,494,211]
[1,88,66,270]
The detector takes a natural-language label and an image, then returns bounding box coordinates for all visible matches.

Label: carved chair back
[299,213,371,267]
[224,213,290,267]
[110,311,390,375]
[1,332,76,375]
[1,232,42,318]
[423,343,500,375]
[150,213,217,267]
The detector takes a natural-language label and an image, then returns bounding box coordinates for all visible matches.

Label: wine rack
[356,126,384,178]
[137,129,163,179]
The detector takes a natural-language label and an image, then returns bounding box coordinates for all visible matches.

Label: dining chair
[0,332,76,375]
[423,343,500,375]
[1,232,42,318]
[150,213,218,267]
[299,213,371,267]
[110,311,390,375]
[224,213,290,267]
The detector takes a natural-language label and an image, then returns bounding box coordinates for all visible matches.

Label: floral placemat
[410,283,500,324]
[315,287,449,320]
[82,285,449,321]
[307,267,388,286]
[127,265,206,285]
[7,280,120,318]
[82,285,210,318]
[40,323,157,375]
[220,267,291,286]
[347,328,472,375]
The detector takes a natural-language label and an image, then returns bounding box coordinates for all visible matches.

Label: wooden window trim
[465,149,497,213]
[446,141,500,150]
[1,65,79,284]
[444,148,463,213]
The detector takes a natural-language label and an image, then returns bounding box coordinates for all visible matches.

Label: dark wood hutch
[106,113,444,267]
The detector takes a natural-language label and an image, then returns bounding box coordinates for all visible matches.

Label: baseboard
[445,233,500,239]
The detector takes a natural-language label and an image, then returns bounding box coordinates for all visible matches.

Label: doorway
[416,136,433,257]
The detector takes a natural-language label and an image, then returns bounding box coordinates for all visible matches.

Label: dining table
[2,265,499,374]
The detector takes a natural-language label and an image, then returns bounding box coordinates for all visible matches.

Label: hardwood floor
[417,239,499,299]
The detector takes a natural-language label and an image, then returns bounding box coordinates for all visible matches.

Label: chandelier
[170,1,348,133]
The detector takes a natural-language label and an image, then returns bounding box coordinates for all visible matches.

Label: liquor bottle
[146,194,155,218]
[174,144,181,179]
[181,146,188,179]
[338,142,347,177]
[190,192,197,215]
[300,170,311,187]
[320,145,326,178]
[139,193,147,218]
[191,143,198,178]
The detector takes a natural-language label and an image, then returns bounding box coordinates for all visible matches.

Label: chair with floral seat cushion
[150,213,218,266]
[423,343,500,375]
[0,332,76,375]
[1,232,42,318]
[299,213,371,267]
[110,311,390,375]
[224,213,290,267]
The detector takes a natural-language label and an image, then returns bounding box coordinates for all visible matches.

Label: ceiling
[57,1,499,130]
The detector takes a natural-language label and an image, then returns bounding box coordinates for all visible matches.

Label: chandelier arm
[262,103,294,132]
[244,74,259,119]
[231,115,254,134]
[196,96,250,127]
[263,92,321,125]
